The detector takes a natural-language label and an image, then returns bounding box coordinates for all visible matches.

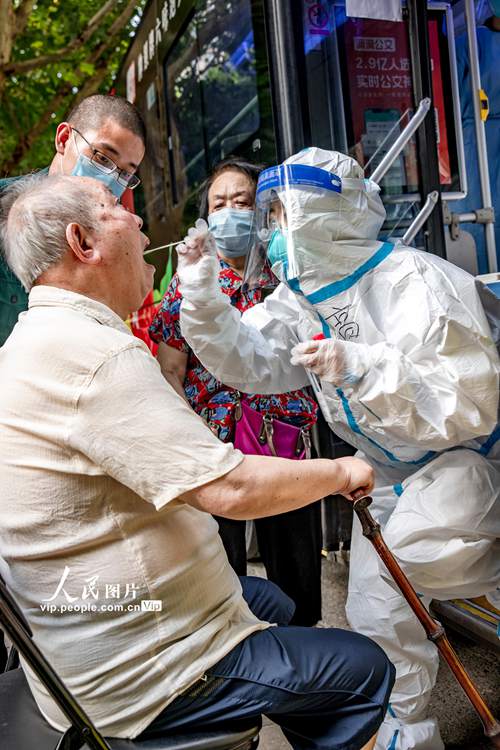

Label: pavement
[248,555,500,750]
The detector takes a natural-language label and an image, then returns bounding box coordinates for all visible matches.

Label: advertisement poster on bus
[342,16,451,193]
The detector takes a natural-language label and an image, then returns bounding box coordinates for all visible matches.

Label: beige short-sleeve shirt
[0,286,269,738]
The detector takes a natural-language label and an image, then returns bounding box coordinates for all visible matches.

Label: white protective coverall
[178,148,500,750]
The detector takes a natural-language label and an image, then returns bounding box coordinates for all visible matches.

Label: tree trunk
[1,0,117,76]
[0,0,15,99]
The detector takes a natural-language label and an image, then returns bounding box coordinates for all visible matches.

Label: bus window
[165,17,207,199]
[302,1,348,155]
[165,0,260,207]
[301,2,464,201]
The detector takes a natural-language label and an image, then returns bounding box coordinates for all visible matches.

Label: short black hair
[198,157,264,219]
[66,94,146,144]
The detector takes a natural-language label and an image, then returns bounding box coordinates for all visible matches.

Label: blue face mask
[267,228,289,267]
[208,208,256,258]
[71,154,126,199]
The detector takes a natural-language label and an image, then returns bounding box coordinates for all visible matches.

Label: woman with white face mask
[149,158,322,626]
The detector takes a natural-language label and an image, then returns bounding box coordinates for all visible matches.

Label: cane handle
[351,495,382,539]
[350,489,370,503]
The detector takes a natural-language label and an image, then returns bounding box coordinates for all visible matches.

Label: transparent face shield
[243,163,347,289]
[241,194,287,292]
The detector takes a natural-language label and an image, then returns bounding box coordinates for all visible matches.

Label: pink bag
[233,398,311,460]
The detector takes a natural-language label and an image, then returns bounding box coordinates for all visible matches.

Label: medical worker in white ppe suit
[176,147,500,750]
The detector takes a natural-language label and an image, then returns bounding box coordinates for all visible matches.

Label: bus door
[264,1,472,266]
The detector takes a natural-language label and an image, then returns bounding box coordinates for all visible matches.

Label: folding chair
[0,575,260,750]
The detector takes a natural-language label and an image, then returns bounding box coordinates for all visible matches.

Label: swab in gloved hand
[176,218,217,257]
[176,219,220,301]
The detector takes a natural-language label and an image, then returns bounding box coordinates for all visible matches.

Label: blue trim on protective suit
[393,483,404,497]
[477,424,500,456]
[443,424,500,458]
[388,730,399,750]
[287,277,302,294]
[387,705,399,750]
[336,388,437,466]
[304,241,394,304]
[319,316,330,338]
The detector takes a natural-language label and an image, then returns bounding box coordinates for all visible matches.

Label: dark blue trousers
[140,576,395,750]
[216,501,322,626]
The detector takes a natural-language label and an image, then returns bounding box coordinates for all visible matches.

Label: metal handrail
[371,98,431,184]
[402,191,439,245]
[465,0,497,272]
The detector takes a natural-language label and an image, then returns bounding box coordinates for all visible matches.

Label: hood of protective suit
[283,148,385,240]
[265,148,387,292]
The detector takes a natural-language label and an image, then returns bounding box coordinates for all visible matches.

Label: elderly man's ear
[66,223,101,265]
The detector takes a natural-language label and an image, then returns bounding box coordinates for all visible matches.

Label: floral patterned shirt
[149,260,318,442]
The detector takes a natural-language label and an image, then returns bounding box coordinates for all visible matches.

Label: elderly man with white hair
[176,147,500,750]
[0,174,394,750]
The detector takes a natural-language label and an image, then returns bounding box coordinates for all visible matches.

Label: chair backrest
[0,574,111,750]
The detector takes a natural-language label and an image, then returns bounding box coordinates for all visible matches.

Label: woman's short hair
[198,157,264,219]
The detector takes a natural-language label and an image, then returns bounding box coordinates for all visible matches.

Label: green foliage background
[0,0,145,177]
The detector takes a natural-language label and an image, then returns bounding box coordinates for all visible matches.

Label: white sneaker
[375,711,444,750]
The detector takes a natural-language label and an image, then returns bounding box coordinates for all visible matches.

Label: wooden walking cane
[351,494,500,747]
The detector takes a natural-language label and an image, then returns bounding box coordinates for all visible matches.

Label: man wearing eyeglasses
[0,93,145,348]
